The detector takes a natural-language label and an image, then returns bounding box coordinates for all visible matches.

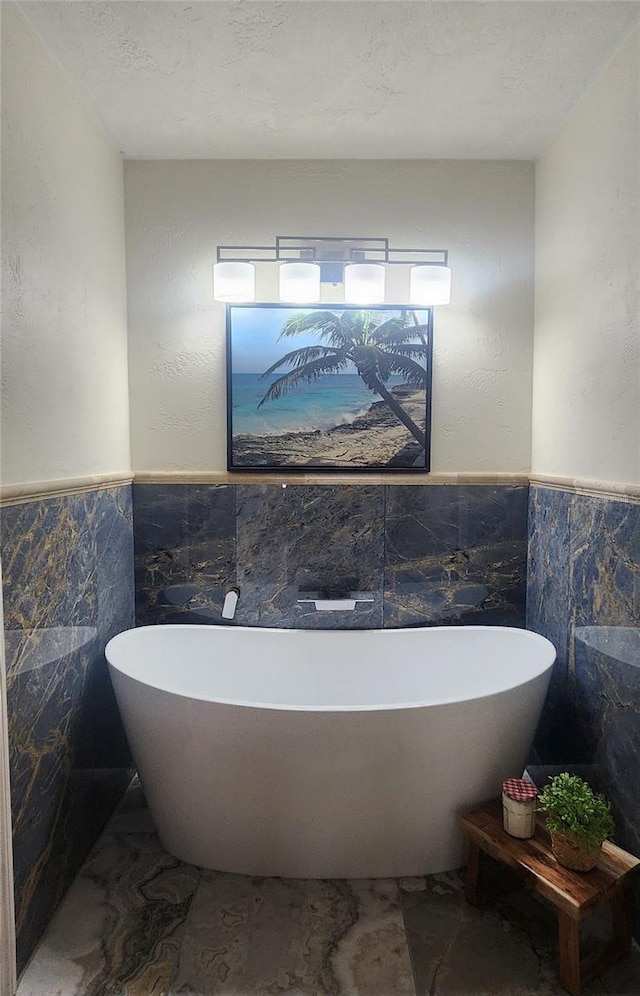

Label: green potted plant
[539,772,615,872]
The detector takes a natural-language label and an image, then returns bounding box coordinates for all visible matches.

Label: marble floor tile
[399,871,640,996]
[16,832,200,996]
[170,872,414,995]
[16,783,640,996]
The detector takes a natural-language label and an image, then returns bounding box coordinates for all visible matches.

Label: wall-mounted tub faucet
[222,586,240,620]
[297,590,374,612]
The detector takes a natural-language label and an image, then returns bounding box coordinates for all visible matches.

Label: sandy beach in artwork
[232,386,427,468]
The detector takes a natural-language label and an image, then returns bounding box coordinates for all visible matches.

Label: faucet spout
[222,586,240,620]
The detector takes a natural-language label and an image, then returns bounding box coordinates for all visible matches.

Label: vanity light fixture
[213,236,451,305]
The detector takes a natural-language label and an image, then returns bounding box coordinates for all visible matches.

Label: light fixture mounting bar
[216,237,447,266]
[276,235,390,262]
[388,248,449,266]
[216,245,277,262]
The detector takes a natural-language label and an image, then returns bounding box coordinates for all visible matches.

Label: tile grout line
[397,881,422,996]
[166,864,205,995]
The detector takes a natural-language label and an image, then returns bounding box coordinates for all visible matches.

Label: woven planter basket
[550,830,601,872]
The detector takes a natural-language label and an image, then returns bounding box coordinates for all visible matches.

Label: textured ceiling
[20,0,640,160]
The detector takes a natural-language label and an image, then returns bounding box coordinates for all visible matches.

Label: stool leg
[465,841,483,906]
[558,912,581,996]
[611,890,632,958]
[576,891,634,987]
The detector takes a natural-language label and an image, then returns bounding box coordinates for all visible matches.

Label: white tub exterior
[106,625,555,878]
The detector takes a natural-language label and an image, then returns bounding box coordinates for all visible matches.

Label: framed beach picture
[226,304,433,472]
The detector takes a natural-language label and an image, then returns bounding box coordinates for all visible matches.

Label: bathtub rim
[105,624,556,714]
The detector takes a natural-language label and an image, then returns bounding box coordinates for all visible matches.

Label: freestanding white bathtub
[105,624,555,878]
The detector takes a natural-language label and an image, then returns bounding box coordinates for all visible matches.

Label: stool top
[460,799,640,919]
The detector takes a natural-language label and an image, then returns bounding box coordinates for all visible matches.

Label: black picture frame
[226,303,433,473]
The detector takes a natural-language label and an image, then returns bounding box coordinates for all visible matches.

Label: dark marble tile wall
[527,486,640,929]
[526,487,572,759]
[133,484,235,625]
[236,484,385,629]
[133,483,528,629]
[384,485,528,628]
[1,485,135,972]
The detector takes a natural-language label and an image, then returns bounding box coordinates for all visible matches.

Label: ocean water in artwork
[232,373,406,436]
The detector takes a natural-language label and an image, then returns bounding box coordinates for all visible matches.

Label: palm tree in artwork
[257,310,429,448]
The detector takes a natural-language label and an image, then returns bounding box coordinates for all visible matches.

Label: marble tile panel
[15,767,134,977]
[2,494,98,968]
[96,486,135,644]
[526,486,572,762]
[2,494,98,673]
[133,484,235,625]
[527,490,640,938]
[384,485,528,628]
[570,495,640,628]
[571,642,640,849]
[566,496,640,856]
[9,745,132,974]
[131,483,191,553]
[571,637,640,929]
[170,872,413,995]
[2,487,135,971]
[236,484,385,628]
[73,486,135,771]
[71,649,132,772]
[8,638,90,969]
[16,831,201,996]
[526,486,572,659]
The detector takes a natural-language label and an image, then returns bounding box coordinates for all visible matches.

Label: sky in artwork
[228,306,429,374]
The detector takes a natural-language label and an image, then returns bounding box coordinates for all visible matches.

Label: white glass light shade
[344,263,385,304]
[409,264,452,305]
[213,261,255,302]
[279,262,321,303]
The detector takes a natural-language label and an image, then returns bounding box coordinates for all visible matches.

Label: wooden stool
[460,800,640,995]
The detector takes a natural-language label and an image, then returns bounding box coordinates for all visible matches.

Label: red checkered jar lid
[502,778,538,801]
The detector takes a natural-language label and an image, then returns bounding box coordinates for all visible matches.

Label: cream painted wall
[532,26,640,485]
[125,160,534,473]
[1,4,131,486]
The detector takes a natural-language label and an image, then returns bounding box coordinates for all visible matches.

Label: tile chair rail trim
[0,473,134,507]
[136,473,640,500]
[3,472,640,504]
[529,475,640,503]
[134,470,531,486]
